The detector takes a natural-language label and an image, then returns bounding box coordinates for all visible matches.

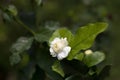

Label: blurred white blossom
[49,37,71,60]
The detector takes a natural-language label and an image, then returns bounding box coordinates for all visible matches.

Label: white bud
[85,49,93,55]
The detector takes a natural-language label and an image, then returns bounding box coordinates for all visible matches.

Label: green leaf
[65,74,83,80]
[9,52,30,66]
[74,52,84,61]
[32,65,46,80]
[83,51,105,67]
[49,28,74,45]
[52,61,65,77]
[10,37,34,54]
[9,53,21,65]
[9,37,33,65]
[35,29,52,42]
[88,68,96,75]
[98,65,111,80]
[45,21,60,31]
[67,22,108,60]
[3,13,12,22]
[7,5,17,16]
[65,75,77,80]
[18,53,30,68]
[36,47,63,80]
[20,62,36,80]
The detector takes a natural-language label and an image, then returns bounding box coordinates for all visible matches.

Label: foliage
[0,0,111,80]
[8,22,108,80]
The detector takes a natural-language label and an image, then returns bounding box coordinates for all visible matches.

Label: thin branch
[14,17,36,36]
[0,5,36,36]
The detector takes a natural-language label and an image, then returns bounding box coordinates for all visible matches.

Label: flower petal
[63,46,71,53]
[49,37,71,60]
[57,52,66,60]
[57,46,71,60]
[49,48,56,57]
[51,37,60,45]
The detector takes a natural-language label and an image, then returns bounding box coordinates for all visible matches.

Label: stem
[14,17,36,36]
[0,5,36,36]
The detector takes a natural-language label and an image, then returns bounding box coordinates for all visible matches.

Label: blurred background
[0,0,119,80]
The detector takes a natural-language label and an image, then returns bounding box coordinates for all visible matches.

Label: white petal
[57,52,66,60]
[49,48,56,57]
[50,48,54,53]
[51,37,60,45]
[57,46,71,60]
[62,37,68,46]
[63,46,71,53]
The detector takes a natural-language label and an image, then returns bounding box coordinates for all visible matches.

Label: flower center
[52,41,65,53]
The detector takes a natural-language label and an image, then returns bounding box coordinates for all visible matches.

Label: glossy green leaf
[52,61,65,77]
[83,51,105,67]
[67,22,108,60]
[10,37,34,54]
[49,28,74,45]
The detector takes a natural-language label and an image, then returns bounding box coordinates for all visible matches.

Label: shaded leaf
[20,62,36,80]
[32,65,46,80]
[83,51,105,67]
[36,45,63,80]
[18,53,30,68]
[52,60,65,77]
[10,37,34,54]
[9,37,33,65]
[45,21,60,31]
[98,65,111,80]
[7,5,17,16]
[35,28,53,42]
[10,52,30,66]
[74,52,84,61]
[65,74,83,80]
[65,74,88,80]
[88,68,96,76]
[9,53,21,65]
[61,59,89,75]
[68,22,108,60]
[3,12,12,22]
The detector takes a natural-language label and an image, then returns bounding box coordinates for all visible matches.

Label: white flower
[49,37,71,60]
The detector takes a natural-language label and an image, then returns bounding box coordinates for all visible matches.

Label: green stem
[0,5,36,36]
[14,17,36,36]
